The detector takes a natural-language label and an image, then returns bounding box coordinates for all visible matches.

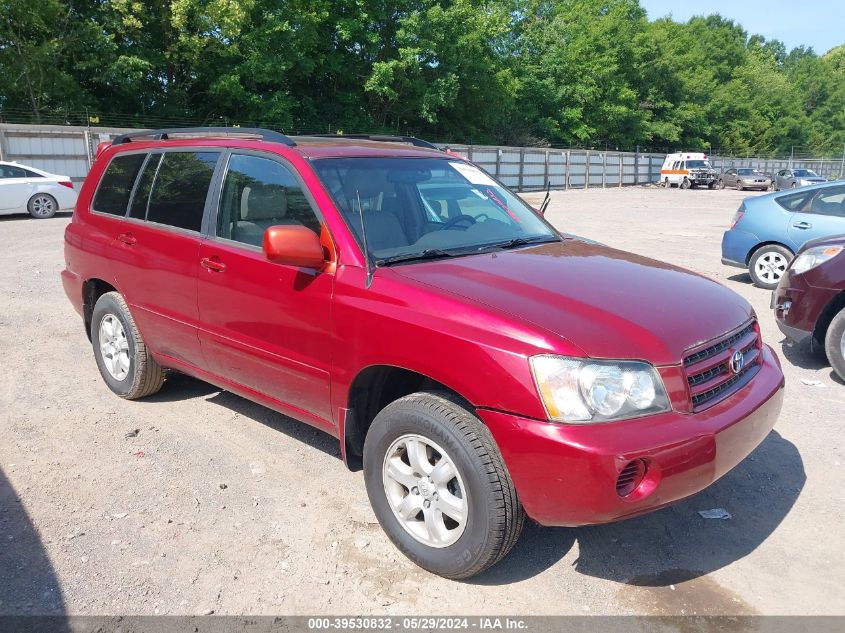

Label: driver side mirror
[263,225,325,269]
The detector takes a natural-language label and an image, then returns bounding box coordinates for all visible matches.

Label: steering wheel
[441,214,477,230]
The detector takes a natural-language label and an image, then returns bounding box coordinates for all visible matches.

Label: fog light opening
[616,459,648,497]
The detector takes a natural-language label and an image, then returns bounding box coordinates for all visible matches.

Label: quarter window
[217,154,321,247]
[92,153,146,216]
[145,152,219,232]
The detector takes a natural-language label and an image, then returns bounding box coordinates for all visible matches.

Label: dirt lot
[1,186,843,616]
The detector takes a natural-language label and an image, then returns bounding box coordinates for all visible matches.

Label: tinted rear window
[93,153,146,216]
[145,152,219,232]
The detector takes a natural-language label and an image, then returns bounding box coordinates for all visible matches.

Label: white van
[659,152,717,189]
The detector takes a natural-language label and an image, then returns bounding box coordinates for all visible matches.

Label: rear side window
[0,164,28,178]
[128,154,162,220]
[93,153,146,215]
[145,152,219,232]
[775,191,812,212]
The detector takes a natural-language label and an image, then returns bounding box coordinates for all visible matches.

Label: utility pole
[839,143,845,180]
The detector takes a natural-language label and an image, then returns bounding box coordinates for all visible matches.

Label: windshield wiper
[485,235,560,250]
[375,249,466,266]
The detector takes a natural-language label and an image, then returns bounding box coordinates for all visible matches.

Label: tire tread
[375,391,525,579]
[95,292,165,399]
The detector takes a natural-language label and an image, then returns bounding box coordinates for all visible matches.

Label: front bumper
[772,268,837,347]
[478,345,784,526]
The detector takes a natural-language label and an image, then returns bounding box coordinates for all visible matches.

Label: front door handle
[201,256,227,273]
[792,221,812,229]
[117,232,137,245]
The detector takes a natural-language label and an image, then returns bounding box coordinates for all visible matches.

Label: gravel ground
[0,186,843,616]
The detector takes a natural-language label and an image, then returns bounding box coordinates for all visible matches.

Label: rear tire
[91,292,165,399]
[663,178,671,188]
[363,391,524,579]
[748,245,792,290]
[718,179,725,190]
[28,193,57,218]
[824,309,845,382]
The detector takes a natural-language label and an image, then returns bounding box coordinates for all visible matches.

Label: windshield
[312,157,558,263]
[686,160,711,169]
[793,169,819,178]
[738,168,762,175]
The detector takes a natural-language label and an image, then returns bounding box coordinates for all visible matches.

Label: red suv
[62,128,785,579]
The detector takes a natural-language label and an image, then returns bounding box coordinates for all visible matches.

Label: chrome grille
[684,322,762,411]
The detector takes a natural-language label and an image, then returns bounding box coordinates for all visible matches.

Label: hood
[801,178,827,183]
[390,240,753,366]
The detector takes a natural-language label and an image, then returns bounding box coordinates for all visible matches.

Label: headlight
[790,245,843,275]
[530,355,671,423]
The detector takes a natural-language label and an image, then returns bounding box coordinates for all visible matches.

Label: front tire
[748,245,792,290]
[28,193,58,218]
[363,391,524,579]
[824,309,845,382]
[680,178,690,190]
[91,292,165,399]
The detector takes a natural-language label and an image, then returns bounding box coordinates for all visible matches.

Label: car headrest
[241,185,287,221]
[342,169,386,203]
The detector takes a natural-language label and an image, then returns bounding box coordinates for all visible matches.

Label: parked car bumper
[61,268,84,318]
[739,180,771,190]
[721,228,759,267]
[772,268,838,346]
[478,345,784,527]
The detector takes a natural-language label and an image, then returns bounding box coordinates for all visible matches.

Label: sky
[639,0,842,55]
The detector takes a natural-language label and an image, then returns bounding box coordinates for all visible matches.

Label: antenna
[356,190,374,288]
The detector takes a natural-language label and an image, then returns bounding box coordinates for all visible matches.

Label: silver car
[774,168,826,190]
[718,167,772,191]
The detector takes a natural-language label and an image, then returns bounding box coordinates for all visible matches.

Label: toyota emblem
[730,350,745,374]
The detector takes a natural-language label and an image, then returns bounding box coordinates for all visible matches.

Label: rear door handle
[792,221,812,229]
[201,256,227,273]
[117,232,137,245]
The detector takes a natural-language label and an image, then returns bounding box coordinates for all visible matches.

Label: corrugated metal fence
[443,144,845,191]
[1,124,842,192]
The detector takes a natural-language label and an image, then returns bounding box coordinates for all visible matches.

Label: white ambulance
[659,152,717,189]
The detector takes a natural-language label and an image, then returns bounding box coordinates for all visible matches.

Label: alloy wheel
[31,195,55,217]
[99,314,130,380]
[754,251,788,285]
[382,433,467,548]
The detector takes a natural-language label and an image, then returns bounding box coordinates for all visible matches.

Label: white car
[0,161,78,218]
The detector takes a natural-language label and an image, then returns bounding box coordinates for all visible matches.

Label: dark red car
[773,234,845,380]
[62,128,784,579]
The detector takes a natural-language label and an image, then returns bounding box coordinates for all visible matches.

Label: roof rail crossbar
[311,133,439,150]
[111,127,296,147]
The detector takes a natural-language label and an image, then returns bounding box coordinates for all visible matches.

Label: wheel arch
[813,290,845,349]
[341,364,475,471]
[82,278,118,341]
[746,240,794,266]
